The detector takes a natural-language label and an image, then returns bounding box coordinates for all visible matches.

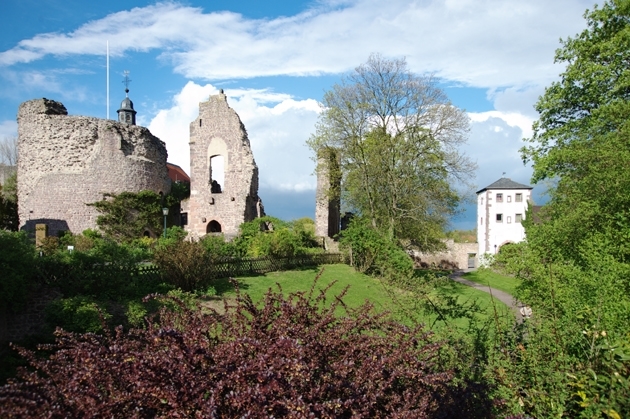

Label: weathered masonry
[315,147,340,239]
[182,91,263,239]
[17,98,171,237]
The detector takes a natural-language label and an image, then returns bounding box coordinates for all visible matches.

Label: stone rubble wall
[185,92,262,239]
[410,240,478,270]
[17,98,171,237]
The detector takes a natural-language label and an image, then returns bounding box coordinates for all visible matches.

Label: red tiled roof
[166,163,190,183]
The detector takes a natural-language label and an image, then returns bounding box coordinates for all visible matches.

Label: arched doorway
[207,220,222,233]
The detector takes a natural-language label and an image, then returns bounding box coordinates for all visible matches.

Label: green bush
[339,217,413,281]
[0,231,36,312]
[233,216,323,258]
[153,240,215,291]
[45,296,111,334]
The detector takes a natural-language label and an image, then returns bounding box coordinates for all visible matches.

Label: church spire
[117,70,137,125]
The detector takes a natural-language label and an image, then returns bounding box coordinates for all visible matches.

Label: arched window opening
[210,155,225,193]
[207,220,222,233]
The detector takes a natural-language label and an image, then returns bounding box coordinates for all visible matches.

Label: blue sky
[0,0,596,229]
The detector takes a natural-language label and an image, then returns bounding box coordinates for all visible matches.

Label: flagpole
[106,41,110,119]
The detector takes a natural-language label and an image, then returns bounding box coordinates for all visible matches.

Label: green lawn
[217,264,397,313]
[461,269,519,296]
[211,264,513,328]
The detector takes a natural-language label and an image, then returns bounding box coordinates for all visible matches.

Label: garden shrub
[45,296,110,334]
[153,240,215,291]
[0,277,492,418]
[0,231,36,312]
[339,217,414,281]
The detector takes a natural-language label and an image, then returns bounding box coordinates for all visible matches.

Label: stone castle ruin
[16,88,263,239]
[17,98,171,237]
[182,91,263,239]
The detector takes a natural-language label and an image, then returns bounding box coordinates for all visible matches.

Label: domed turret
[117,71,137,125]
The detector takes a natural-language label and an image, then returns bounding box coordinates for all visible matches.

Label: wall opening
[210,155,225,193]
[207,220,222,233]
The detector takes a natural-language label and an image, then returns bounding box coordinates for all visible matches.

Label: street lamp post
[162,207,169,238]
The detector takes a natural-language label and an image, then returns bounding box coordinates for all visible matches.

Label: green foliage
[493,3,630,415]
[89,190,165,241]
[445,229,477,243]
[339,217,413,282]
[0,231,36,312]
[168,180,190,202]
[153,240,215,291]
[233,216,323,258]
[45,296,110,334]
[0,173,18,231]
[308,54,474,248]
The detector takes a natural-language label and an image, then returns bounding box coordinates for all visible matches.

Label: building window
[480,217,483,225]
[507,216,512,223]
[496,193,503,202]
[507,195,512,203]
[496,213,503,222]
[515,193,522,202]
[481,197,484,205]
[515,213,523,222]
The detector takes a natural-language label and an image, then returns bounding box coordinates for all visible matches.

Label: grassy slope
[214,264,512,328]
[461,269,520,296]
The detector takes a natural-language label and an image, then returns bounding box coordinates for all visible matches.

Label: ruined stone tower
[315,147,341,238]
[183,91,262,239]
[17,98,171,237]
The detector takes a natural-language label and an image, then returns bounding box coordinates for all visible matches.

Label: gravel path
[449,270,530,323]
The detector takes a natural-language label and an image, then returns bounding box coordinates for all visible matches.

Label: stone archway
[207,220,222,233]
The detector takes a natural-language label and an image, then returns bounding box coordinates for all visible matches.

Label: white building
[477,178,533,256]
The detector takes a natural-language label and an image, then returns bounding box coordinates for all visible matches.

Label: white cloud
[0,120,17,139]
[0,0,593,89]
[463,113,534,191]
[148,81,321,192]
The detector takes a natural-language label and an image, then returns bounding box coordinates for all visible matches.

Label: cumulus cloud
[148,81,320,192]
[0,0,593,89]
[464,112,534,192]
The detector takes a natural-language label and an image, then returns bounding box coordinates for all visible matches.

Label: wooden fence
[35,253,344,286]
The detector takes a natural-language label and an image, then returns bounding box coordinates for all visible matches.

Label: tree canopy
[521,0,630,263]
[308,54,474,249]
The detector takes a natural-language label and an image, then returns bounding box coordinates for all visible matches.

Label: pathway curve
[449,269,529,323]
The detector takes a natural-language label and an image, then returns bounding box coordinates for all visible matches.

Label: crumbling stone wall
[17,98,171,237]
[183,92,262,239]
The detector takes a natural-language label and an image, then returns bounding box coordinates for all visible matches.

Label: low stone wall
[410,240,478,270]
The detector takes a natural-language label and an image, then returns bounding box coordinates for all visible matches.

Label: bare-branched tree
[0,136,18,166]
[308,54,476,250]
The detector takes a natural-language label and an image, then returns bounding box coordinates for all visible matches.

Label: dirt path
[449,270,529,323]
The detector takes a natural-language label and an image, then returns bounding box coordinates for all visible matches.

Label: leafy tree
[492,2,630,416]
[521,0,630,263]
[308,54,475,250]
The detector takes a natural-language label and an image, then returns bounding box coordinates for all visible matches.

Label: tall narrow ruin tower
[315,147,341,238]
[183,91,262,239]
